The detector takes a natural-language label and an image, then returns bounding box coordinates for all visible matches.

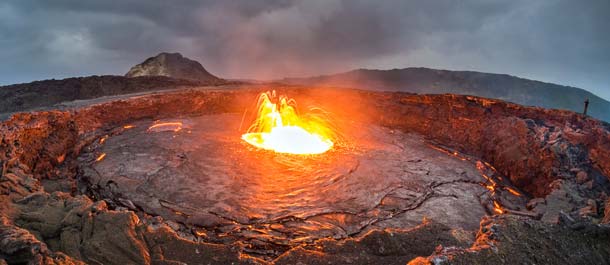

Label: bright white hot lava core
[241,91,334,154]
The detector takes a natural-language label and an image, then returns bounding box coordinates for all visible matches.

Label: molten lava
[148,122,183,132]
[241,91,334,154]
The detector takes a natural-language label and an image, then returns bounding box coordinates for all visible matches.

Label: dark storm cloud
[1,0,609,99]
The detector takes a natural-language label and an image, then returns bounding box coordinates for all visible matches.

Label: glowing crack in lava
[241,91,334,154]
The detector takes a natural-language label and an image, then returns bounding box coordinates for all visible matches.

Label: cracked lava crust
[78,113,525,257]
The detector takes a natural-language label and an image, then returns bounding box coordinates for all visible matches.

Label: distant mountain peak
[126,52,221,82]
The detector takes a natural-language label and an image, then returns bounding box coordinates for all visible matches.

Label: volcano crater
[2,87,610,264]
[77,112,515,251]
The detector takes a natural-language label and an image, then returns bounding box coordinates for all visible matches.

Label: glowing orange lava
[493,201,504,214]
[241,91,334,155]
[95,153,106,162]
[148,122,183,132]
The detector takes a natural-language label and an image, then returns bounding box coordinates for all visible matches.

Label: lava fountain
[241,91,334,154]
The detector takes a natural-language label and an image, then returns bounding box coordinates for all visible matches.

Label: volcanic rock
[126,52,223,83]
[576,170,589,184]
[526,198,545,210]
[274,220,469,264]
[7,190,252,264]
[578,199,597,217]
[602,199,610,224]
[584,180,595,190]
[412,215,610,264]
[540,185,575,223]
[1,86,610,264]
[0,216,84,265]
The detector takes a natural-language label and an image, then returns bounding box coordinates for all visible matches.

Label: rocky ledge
[1,86,610,264]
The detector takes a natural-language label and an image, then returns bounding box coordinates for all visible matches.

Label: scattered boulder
[540,185,575,223]
[526,198,545,210]
[578,199,598,218]
[576,171,589,184]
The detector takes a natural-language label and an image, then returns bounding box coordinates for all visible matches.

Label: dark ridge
[282,67,610,122]
[0,75,213,114]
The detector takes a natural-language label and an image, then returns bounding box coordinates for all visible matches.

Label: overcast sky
[1,0,609,99]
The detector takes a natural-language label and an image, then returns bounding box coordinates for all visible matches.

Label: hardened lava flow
[1,87,610,264]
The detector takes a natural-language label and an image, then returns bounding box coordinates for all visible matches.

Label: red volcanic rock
[603,199,610,224]
[381,93,610,198]
[0,111,78,179]
[576,171,589,184]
